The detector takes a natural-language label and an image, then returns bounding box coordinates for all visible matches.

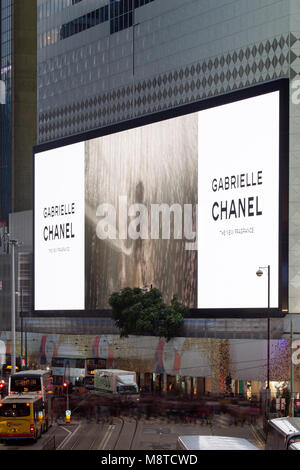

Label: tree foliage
[108,287,187,341]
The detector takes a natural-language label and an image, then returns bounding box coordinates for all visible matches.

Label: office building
[4,0,297,395]
[0,0,37,221]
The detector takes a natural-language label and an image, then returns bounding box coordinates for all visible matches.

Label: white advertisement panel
[197,92,280,308]
[34,142,85,310]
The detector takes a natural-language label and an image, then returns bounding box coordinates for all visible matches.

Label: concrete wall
[230,338,290,382]
[0,330,294,390]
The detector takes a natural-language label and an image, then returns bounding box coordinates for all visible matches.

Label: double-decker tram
[51,356,106,393]
[9,369,53,399]
[0,394,46,442]
[8,370,54,429]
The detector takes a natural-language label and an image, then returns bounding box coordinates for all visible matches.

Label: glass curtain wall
[0,0,12,221]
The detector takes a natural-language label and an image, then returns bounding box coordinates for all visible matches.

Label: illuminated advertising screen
[34,80,288,316]
[198,92,280,309]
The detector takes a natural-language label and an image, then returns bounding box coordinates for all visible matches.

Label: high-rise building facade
[7,0,296,395]
[37,0,294,143]
[0,0,37,221]
[0,1,36,336]
[0,0,12,220]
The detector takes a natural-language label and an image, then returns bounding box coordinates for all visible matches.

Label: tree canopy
[108,287,187,341]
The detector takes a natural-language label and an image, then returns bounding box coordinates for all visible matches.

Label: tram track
[111,416,139,451]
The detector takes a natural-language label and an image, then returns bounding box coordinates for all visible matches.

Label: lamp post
[0,233,22,375]
[291,317,294,417]
[9,238,21,376]
[25,320,28,369]
[16,288,24,367]
[21,290,23,365]
[256,265,271,418]
[63,381,70,422]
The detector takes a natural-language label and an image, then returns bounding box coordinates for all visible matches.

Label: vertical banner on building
[34,142,85,310]
[197,91,280,309]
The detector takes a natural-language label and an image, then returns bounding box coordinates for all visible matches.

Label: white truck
[94,369,139,399]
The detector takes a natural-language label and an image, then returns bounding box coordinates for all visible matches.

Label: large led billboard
[34,80,288,317]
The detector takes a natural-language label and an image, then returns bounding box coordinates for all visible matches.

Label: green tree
[108,288,186,341]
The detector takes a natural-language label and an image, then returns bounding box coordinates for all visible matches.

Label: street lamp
[9,238,22,375]
[16,288,25,368]
[0,232,21,376]
[3,233,22,374]
[63,381,70,420]
[256,265,271,417]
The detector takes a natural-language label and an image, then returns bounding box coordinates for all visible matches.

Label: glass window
[51,357,64,367]
[86,358,106,372]
[86,12,91,28]
[75,359,85,368]
[53,375,63,386]
[0,403,30,418]
[10,377,41,393]
[59,5,110,42]
[110,0,153,34]
[287,435,300,449]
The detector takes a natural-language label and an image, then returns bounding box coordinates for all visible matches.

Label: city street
[0,0,298,458]
[0,412,264,451]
